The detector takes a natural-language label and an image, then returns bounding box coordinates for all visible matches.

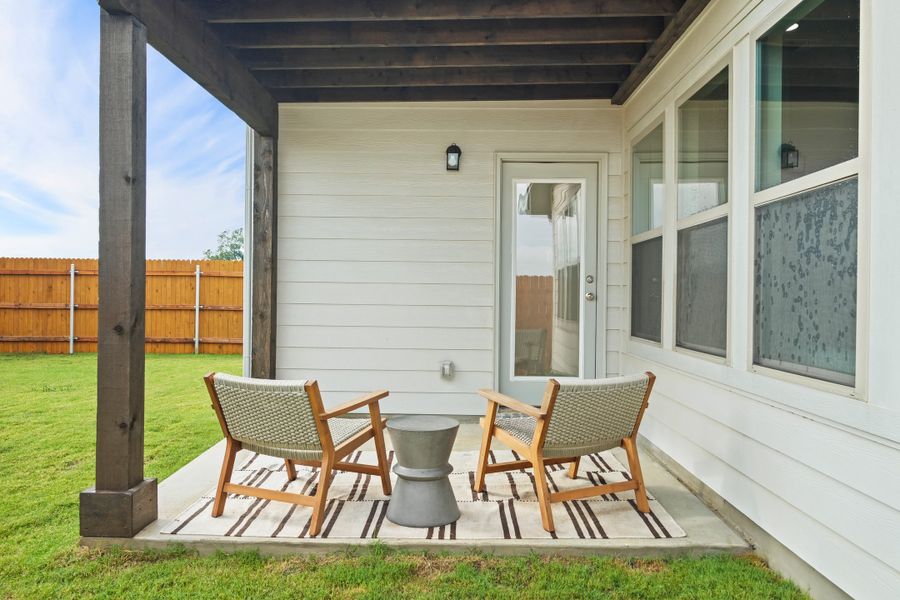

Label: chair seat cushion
[495,414,622,459]
[241,418,370,461]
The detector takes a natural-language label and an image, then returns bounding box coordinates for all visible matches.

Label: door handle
[584,292,595,301]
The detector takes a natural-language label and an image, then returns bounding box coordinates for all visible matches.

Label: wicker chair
[203,373,392,536]
[473,372,656,532]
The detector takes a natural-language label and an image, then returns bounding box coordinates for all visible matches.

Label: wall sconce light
[780,142,799,169]
[446,143,461,171]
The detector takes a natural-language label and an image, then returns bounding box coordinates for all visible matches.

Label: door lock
[585,275,594,284]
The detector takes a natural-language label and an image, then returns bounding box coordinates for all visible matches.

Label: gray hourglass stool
[385,416,460,527]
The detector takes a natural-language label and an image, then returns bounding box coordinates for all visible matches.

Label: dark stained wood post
[80,10,157,538]
[251,130,277,379]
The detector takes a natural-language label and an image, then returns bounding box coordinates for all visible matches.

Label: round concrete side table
[386,415,460,528]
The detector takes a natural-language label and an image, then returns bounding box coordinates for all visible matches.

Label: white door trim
[493,152,610,391]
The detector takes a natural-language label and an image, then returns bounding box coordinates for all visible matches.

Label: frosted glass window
[677,218,727,356]
[632,125,664,235]
[631,237,662,343]
[756,0,859,191]
[678,68,729,219]
[754,177,857,385]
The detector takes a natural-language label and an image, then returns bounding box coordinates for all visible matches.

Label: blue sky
[0,1,246,258]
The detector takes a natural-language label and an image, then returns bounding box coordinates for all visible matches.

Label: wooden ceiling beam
[197,0,683,23]
[256,65,630,88]
[237,44,647,70]
[272,84,620,103]
[212,17,664,49]
[612,0,712,104]
[99,0,277,135]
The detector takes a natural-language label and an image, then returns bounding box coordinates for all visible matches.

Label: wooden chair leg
[567,456,581,479]
[474,401,498,492]
[369,403,392,495]
[309,454,334,536]
[532,455,555,532]
[284,459,297,482]
[623,437,650,513]
[212,438,238,517]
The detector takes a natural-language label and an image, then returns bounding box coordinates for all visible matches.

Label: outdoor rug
[161,450,685,540]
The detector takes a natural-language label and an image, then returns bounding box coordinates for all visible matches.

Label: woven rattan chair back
[543,372,652,454]
[211,373,322,453]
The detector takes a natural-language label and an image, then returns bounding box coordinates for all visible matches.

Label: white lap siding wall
[275,101,625,414]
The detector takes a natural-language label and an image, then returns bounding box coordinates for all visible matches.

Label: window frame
[672,60,733,363]
[746,0,868,399]
[628,116,667,347]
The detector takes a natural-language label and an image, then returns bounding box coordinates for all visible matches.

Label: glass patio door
[499,161,600,403]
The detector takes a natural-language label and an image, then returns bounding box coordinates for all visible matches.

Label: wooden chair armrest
[477,389,545,419]
[320,390,389,420]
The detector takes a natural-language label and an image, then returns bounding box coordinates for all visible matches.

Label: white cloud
[0,0,246,259]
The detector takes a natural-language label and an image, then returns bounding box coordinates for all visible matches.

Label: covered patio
[79,1,897,598]
[82,0,713,541]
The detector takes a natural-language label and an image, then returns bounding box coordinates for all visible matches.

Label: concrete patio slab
[82,419,750,557]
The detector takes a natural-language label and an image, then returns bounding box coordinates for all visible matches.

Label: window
[631,124,664,343]
[753,0,860,386]
[631,237,663,343]
[631,125,664,236]
[756,0,859,191]
[677,218,728,356]
[754,178,857,385]
[676,67,729,357]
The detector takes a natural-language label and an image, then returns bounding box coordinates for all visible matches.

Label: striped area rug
[161,450,684,540]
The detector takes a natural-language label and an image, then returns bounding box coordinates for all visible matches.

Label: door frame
[493,152,610,391]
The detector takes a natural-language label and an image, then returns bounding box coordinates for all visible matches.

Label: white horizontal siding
[277,325,493,350]
[278,369,492,395]
[640,408,900,599]
[279,260,493,285]
[280,195,494,219]
[279,129,620,154]
[279,217,494,241]
[280,172,495,197]
[277,348,492,372]
[277,100,626,413]
[279,238,493,263]
[278,282,493,306]
[279,151,497,177]
[279,304,493,328]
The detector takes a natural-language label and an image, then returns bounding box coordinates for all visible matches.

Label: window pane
[678,68,729,219]
[632,125,664,235]
[631,237,662,343]
[756,0,859,191]
[514,182,582,377]
[754,177,857,385]
[677,218,727,356]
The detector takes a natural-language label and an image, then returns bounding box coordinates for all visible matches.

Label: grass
[0,353,809,599]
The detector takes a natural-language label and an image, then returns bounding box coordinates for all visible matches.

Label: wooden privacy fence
[0,258,243,354]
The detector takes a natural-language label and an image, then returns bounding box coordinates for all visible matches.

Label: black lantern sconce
[446,143,461,171]
[780,142,799,169]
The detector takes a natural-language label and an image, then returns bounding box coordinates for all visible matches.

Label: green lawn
[0,353,808,599]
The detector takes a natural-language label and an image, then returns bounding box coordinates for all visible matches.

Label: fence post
[194,264,201,354]
[69,263,76,354]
